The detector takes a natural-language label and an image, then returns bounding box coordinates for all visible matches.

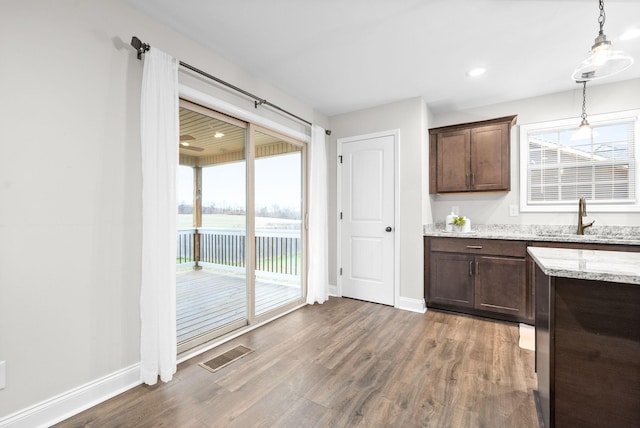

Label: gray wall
[0,0,325,418]
[429,79,640,227]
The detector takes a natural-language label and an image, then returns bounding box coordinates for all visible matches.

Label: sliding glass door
[176,101,248,352]
[176,100,306,352]
[254,128,305,318]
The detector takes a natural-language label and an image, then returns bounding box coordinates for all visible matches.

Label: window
[519,110,639,212]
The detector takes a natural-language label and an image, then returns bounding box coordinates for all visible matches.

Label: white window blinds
[520,110,639,212]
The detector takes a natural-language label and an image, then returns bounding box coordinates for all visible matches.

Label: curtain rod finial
[131,36,150,60]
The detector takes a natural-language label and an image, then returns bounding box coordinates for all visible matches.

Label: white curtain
[139,48,179,385]
[307,125,329,304]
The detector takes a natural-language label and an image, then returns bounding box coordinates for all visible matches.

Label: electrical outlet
[509,204,519,217]
[0,361,5,390]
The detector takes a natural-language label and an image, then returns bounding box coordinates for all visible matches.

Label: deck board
[177,269,302,343]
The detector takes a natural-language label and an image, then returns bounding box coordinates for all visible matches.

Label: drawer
[430,237,527,257]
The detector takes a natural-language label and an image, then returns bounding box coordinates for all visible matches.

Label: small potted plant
[451,215,466,232]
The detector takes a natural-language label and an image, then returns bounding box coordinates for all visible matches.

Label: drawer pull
[466,245,483,249]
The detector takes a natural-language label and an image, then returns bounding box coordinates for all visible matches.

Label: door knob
[385,227,392,232]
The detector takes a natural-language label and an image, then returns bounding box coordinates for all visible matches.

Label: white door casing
[338,131,397,306]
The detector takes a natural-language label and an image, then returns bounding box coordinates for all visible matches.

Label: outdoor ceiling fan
[179,134,204,152]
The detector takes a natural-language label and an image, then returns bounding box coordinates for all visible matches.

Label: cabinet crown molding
[429,115,517,134]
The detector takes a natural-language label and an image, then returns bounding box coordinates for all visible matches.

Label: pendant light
[571,0,634,81]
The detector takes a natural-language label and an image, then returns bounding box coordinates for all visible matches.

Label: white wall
[429,79,640,227]
[328,97,428,301]
[0,0,326,420]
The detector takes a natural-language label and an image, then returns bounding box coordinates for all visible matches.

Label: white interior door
[340,133,395,306]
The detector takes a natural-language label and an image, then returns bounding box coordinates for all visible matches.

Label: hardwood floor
[55,298,538,428]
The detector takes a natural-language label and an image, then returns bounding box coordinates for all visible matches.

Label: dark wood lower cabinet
[475,255,526,316]
[425,237,640,325]
[426,237,530,323]
[535,264,640,428]
[430,252,474,307]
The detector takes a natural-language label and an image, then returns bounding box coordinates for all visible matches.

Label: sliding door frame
[251,124,308,326]
[176,100,250,354]
[176,93,308,354]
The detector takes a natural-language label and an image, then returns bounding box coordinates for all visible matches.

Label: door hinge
[338,155,343,164]
[339,268,343,275]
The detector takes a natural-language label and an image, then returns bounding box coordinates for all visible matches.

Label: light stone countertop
[423,224,640,246]
[527,247,640,285]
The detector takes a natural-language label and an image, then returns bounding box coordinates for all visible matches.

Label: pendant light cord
[581,81,588,122]
[598,0,606,36]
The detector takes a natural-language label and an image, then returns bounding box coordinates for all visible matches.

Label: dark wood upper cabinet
[429,115,517,194]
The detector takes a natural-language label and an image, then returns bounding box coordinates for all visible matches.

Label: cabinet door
[436,130,470,192]
[474,255,526,316]
[470,123,510,191]
[430,252,474,307]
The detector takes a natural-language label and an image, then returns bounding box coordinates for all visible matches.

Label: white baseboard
[0,293,423,427]
[329,285,425,314]
[0,364,141,428]
[396,296,427,313]
[328,283,338,296]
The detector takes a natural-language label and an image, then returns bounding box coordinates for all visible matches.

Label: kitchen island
[529,247,640,428]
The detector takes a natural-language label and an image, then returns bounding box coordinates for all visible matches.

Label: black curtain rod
[130,36,331,136]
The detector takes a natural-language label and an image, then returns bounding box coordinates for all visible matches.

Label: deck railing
[177,228,196,264]
[177,228,301,276]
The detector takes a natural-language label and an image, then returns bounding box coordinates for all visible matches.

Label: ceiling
[179,106,300,161]
[180,108,246,156]
[126,0,640,117]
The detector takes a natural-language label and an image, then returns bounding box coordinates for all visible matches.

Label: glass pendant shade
[572,124,594,140]
[572,35,634,81]
[572,1,634,81]
[574,117,592,139]
[579,116,590,129]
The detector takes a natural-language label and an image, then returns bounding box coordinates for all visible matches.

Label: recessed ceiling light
[467,67,486,77]
[620,28,640,41]
[214,132,225,138]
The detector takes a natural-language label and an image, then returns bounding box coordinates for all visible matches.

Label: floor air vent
[199,345,254,373]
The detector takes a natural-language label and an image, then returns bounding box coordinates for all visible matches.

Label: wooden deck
[177,269,302,344]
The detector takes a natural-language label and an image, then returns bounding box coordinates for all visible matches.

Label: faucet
[577,197,595,235]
